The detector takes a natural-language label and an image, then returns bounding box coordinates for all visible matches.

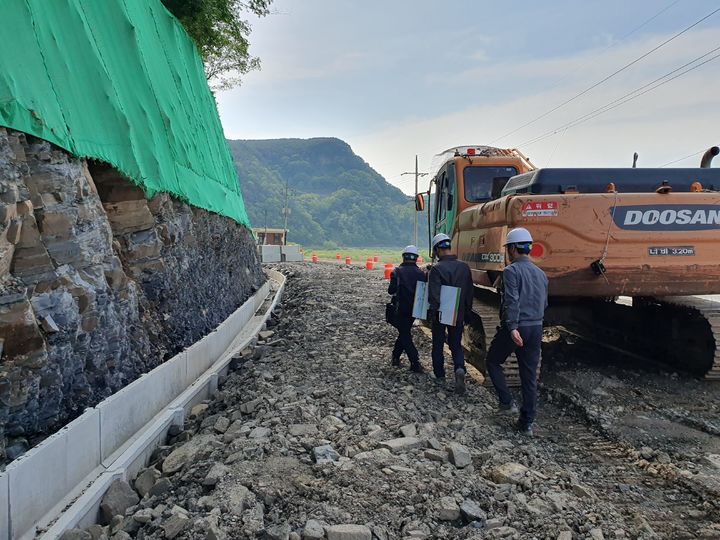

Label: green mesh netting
[0,0,250,227]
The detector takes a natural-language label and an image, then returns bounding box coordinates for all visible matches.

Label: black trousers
[392,315,420,365]
[431,319,465,378]
[486,325,543,427]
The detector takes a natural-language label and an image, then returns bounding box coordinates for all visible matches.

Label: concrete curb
[0,269,285,540]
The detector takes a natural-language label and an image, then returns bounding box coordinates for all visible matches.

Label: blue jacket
[500,256,548,330]
[388,263,426,317]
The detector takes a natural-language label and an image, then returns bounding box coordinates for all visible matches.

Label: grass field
[309,248,429,265]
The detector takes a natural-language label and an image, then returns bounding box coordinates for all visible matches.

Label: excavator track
[461,283,720,383]
[550,296,720,381]
[464,291,720,385]
[651,296,720,380]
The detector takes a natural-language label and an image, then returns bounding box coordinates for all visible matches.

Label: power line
[401,156,429,245]
[518,45,720,146]
[490,5,720,144]
[530,0,683,97]
[614,0,683,40]
[520,51,720,147]
[517,46,720,148]
[659,149,705,167]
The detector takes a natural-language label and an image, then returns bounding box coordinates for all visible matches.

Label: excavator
[416,145,720,383]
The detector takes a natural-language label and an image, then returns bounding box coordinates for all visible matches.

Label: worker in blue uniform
[388,245,426,372]
[486,227,548,436]
[427,233,474,394]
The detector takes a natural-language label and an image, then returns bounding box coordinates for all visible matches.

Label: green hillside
[229,137,426,248]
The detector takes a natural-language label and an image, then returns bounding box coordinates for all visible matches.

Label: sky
[216,0,720,195]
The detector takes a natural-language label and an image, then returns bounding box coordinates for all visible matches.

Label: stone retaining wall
[0,128,263,462]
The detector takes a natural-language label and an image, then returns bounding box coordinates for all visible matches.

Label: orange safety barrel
[384,263,393,280]
[335,253,340,260]
[365,259,373,270]
[345,256,351,265]
[311,254,318,263]
[373,255,379,263]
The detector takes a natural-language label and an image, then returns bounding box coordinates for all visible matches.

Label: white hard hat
[402,245,419,257]
[504,227,533,246]
[431,233,451,249]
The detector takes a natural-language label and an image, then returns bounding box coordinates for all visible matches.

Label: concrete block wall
[97,353,187,464]
[6,409,103,540]
[281,245,303,262]
[260,244,281,262]
[0,472,8,540]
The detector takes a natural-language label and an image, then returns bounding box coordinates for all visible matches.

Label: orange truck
[418,145,720,380]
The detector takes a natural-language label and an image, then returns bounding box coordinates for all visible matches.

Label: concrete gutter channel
[0,269,286,540]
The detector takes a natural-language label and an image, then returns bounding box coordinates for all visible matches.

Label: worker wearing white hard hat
[503,227,533,246]
[431,233,451,251]
[387,245,426,372]
[486,227,549,437]
[402,245,420,258]
[427,232,474,394]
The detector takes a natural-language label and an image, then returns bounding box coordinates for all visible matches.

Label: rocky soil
[66,263,720,540]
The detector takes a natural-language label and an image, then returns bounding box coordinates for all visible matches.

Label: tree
[161,0,272,90]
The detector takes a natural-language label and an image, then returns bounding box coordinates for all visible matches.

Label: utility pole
[263,209,268,245]
[282,178,290,246]
[401,155,428,246]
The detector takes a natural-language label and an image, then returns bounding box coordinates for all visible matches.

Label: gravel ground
[68,263,720,540]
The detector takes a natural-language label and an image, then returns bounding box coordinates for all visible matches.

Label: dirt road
[78,263,720,540]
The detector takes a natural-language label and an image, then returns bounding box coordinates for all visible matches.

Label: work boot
[409,362,424,374]
[516,421,534,437]
[454,368,466,394]
[499,401,519,415]
[391,356,401,367]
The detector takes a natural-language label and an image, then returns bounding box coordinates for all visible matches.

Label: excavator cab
[423,146,535,252]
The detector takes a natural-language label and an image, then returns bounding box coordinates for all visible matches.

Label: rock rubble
[69,263,720,539]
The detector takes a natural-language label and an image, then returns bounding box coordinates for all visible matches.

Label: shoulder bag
[385,268,401,327]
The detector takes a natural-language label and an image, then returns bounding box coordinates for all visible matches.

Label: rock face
[0,129,263,460]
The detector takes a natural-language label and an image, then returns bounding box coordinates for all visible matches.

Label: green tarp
[0,0,250,227]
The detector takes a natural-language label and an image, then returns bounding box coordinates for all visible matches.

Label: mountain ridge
[230,137,424,248]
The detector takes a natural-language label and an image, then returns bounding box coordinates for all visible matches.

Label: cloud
[351,27,720,192]
[470,50,489,62]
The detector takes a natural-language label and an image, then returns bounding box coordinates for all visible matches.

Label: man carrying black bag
[387,245,426,372]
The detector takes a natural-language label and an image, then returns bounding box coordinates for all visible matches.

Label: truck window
[464,166,518,202]
[437,171,447,223]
